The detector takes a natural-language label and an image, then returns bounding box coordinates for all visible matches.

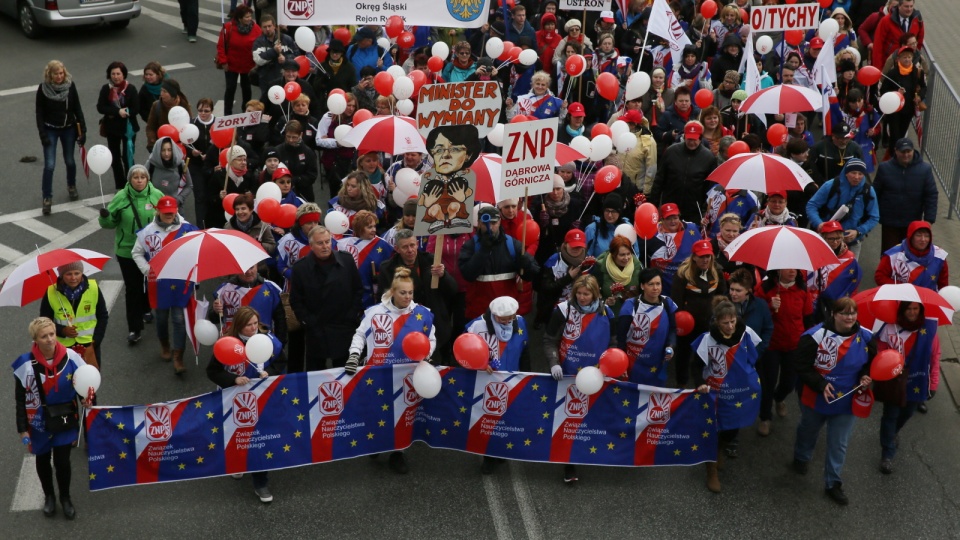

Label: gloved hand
[539,210,549,226]
[99,208,110,218]
[550,365,563,381]
[345,353,360,375]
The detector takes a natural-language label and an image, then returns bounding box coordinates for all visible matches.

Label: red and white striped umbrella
[556,142,587,165]
[853,284,955,328]
[0,248,111,307]
[708,152,814,193]
[723,225,839,271]
[341,115,427,155]
[470,153,503,203]
[148,229,269,282]
[739,84,823,115]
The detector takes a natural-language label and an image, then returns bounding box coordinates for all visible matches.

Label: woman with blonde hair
[507,70,564,120]
[329,171,385,222]
[36,60,87,215]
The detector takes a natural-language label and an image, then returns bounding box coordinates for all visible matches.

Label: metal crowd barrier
[919,45,960,220]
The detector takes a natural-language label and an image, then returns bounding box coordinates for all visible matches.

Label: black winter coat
[873,151,938,227]
[649,141,717,222]
[289,252,364,358]
[96,83,140,138]
[36,82,86,142]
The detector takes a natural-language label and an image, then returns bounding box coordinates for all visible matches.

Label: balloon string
[97,173,105,209]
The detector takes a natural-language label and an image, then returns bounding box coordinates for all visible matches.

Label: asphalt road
[0,4,958,538]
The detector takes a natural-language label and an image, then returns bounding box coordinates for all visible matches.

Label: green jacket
[593,250,643,316]
[99,183,163,258]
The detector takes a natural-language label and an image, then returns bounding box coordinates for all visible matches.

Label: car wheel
[18,1,43,38]
[110,19,130,30]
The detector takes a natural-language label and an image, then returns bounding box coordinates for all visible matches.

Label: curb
[940,361,960,410]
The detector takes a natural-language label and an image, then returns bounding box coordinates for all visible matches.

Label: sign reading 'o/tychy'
[748,4,820,32]
[280,0,492,28]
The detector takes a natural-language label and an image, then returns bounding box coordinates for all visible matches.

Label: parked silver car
[0,0,140,39]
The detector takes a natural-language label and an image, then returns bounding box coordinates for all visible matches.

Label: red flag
[79,143,90,179]
[184,295,210,355]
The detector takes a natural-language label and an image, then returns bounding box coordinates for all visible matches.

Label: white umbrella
[148,229,269,282]
[739,84,823,115]
[341,115,427,155]
[723,225,839,271]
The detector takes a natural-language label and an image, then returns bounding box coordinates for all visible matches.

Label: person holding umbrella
[793,297,875,506]
[99,165,163,345]
[808,221,863,323]
[96,61,139,190]
[39,262,108,370]
[13,317,96,519]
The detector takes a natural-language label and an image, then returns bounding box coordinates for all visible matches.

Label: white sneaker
[255,486,273,503]
[231,473,243,479]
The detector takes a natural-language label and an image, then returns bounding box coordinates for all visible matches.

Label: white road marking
[0,219,106,282]
[129,63,195,77]
[508,463,543,540]
[1,64,195,98]
[10,456,43,512]
[147,0,224,20]
[100,280,124,313]
[0,243,26,263]
[0,196,110,225]
[140,6,219,43]
[70,206,102,221]
[14,218,65,243]
[483,475,514,540]
[213,100,225,117]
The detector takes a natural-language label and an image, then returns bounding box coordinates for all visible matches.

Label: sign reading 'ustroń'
[416,82,502,138]
[499,118,557,200]
[558,0,611,11]
[279,0,491,27]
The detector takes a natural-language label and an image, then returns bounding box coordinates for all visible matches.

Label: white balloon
[194,319,219,346]
[327,94,347,115]
[412,360,442,399]
[393,76,414,100]
[485,37,504,59]
[325,210,350,234]
[755,35,774,55]
[245,333,274,364]
[940,285,960,311]
[518,49,538,66]
[879,91,905,114]
[179,123,200,145]
[818,18,840,41]
[334,124,352,144]
[167,106,190,130]
[256,181,282,204]
[377,37,391,51]
[575,366,604,396]
[387,65,406,79]
[625,72,651,101]
[395,167,421,194]
[615,132,638,153]
[392,186,411,207]
[294,26,316,53]
[267,85,285,105]
[589,134,613,162]
[86,144,113,175]
[614,223,637,244]
[432,41,450,60]
[570,135,592,160]
[487,123,505,147]
[396,98,414,116]
[609,120,630,139]
[73,364,101,394]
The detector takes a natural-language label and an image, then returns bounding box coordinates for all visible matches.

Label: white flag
[648,0,692,66]
[742,30,762,96]
[810,36,836,88]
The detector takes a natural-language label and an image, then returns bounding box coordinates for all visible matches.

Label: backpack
[820,177,874,226]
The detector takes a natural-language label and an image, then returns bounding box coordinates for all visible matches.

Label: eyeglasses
[457,51,472,56]
[431,145,467,156]
[837,312,858,317]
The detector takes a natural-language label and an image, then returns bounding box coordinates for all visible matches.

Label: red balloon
[508,46,522,63]
[818,0,832,8]
[510,115,530,123]
[397,31,415,49]
[402,332,431,362]
[565,54,586,77]
[222,192,238,215]
[218,148,229,168]
[675,311,695,336]
[866,300,900,325]
[385,15,404,38]
[294,55,311,78]
[257,198,280,223]
[373,71,395,97]
[594,165,621,194]
[313,44,329,63]
[499,41,514,61]
[634,203,659,240]
[454,333,489,370]
[275,204,297,228]
[329,88,346,97]
[333,27,351,46]
[523,218,540,246]
[700,0,718,19]
[176,143,186,157]
[767,123,788,147]
[408,69,427,93]
[870,350,905,382]
[427,56,444,73]
[727,140,750,157]
[739,8,748,24]
[158,124,180,143]
[857,65,882,86]
[785,30,804,47]
[284,81,302,102]
[695,88,714,109]
[211,127,234,149]
[598,348,628,378]
[591,123,612,138]
[353,108,373,125]
[785,0,797,4]
[597,72,620,101]
[214,337,246,366]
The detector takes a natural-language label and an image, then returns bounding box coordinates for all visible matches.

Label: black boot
[61,497,76,520]
[43,495,56,517]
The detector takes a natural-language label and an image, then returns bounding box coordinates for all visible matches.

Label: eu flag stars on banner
[413,366,478,451]
[85,406,138,490]
[633,386,717,466]
[550,378,634,466]
[222,374,312,475]
[134,395,226,484]
[464,372,556,462]
[308,366,396,461]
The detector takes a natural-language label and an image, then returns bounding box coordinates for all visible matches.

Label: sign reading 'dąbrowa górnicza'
[499,118,557,201]
[280,0,491,27]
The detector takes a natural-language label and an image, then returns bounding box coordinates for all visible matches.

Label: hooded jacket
[147,136,193,205]
[806,161,880,239]
[98,180,164,258]
[709,34,744,88]
[875,221,949,290]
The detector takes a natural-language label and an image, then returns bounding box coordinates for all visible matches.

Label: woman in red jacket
[216,5,262,116]
[754,269,814,434]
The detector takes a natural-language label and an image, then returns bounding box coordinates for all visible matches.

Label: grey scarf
[42,81,71,102]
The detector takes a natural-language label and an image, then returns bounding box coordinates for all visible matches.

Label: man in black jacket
[649,121,717,223]
[270,120,318,202]
[873,138,938,252]
[290,227,363,371]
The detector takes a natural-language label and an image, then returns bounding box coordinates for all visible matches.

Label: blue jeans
[155,306,187,350]
[794,405,857,488]
[880,402,919,460]
[42,126,77,199]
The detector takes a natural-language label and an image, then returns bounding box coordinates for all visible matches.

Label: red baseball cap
[600,10,615,23]
[565,229,587,248]
[568,102,586,117]
[621,109,644,125]
[767,190,787,200]
[810,37,824,49]
[684,121,704,139]
[156,196,178,214]
[692,239,714,257]
[660,203,680,218]
[272,167,292,181]
[819,220,843,234]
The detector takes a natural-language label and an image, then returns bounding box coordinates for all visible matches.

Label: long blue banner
[85,365,719,490]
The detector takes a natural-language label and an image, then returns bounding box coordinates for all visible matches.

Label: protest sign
[280,0,491,28]
[499,118,557,201]
[417,82,502,138]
